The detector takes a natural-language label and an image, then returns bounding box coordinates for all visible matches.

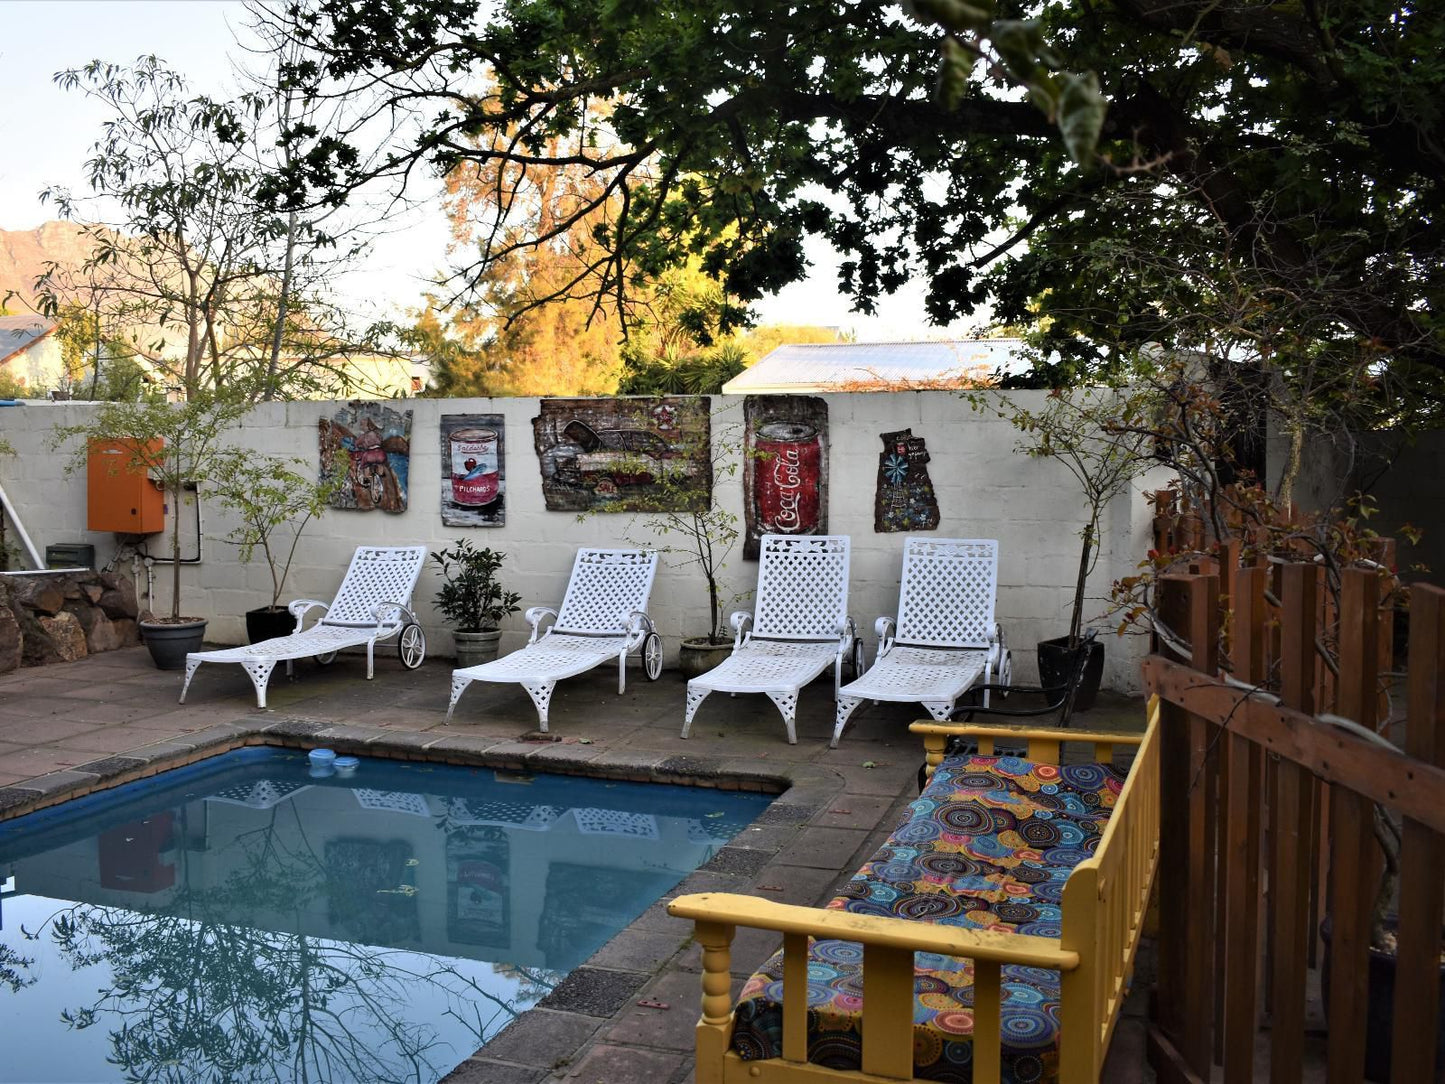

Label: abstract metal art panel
[874,427,940,532]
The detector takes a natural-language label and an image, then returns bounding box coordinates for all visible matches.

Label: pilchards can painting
[441,414,506,527]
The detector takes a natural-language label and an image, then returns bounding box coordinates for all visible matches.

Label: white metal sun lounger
[830,536,1011,747]
[682,534,858,745]
[445,547,661,731]
[179,545,429,708]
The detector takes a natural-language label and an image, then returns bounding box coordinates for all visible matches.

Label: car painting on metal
[440,413,506,527]
[532,397,712,513]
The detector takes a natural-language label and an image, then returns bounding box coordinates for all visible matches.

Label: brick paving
[0,645,1152,1083]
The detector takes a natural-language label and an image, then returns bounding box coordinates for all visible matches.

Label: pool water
[0,749,769,1084]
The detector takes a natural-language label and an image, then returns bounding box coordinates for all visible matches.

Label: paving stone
[676,923,783,978]
[754,801,820,826]
[723,823,797,853]
[71,755,148,781]
[776,825,873,871]
[565,1043,688,1084]
[699,846,773,878]
[585,925,691,973]
[0,787,37,815]
[807,793,900,831]
[538,967,648,1018]
[474,1009,603,1068]
[748,863,842,908]
[603,970,744,1051]
[441,1059,547,1084]
[259,717,332,737]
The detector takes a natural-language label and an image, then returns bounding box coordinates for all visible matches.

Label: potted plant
[982,386,1152,711]
[52,391,249,668]
[210,452,335,643]
[431,539,522,666]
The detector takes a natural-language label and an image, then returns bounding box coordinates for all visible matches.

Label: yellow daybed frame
[669,698,1161,1084]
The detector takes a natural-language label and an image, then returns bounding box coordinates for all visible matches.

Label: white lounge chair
[682,534,858,745]
[445,547,662,730]
[180,545,429,708]
[830,536,1010,747]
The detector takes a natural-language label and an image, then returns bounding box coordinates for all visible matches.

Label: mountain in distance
[0,221,96,312]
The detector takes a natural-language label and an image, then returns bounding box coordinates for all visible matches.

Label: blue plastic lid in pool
[334,756,359,772]
[308,748,337,764]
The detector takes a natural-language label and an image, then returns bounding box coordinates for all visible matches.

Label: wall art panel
[440,413,506,527]
[532,397,711,513]
[319,402,411,513]
[742,395,829,560]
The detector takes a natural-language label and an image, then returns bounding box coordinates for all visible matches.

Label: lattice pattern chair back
[321,546,428,626]
[752,535,851,640]
[895,537,999,648]
[554,548,658,634]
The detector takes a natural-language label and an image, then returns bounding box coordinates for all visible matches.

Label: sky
[0,0,971,340]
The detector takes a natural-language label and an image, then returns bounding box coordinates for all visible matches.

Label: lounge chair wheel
[845,638,865,682]
[642,632,663,680]
[315,651,338,665]
[398,623,426,669]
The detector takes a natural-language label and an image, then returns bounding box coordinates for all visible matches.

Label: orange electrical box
[87,438,165,533]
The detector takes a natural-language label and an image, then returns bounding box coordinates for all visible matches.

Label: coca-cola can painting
[743,396,829,560]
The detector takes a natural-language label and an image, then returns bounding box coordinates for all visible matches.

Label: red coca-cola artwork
[742,395,829,560]
[440,413,506,527]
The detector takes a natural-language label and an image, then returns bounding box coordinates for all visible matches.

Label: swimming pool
[0,749,769,1083]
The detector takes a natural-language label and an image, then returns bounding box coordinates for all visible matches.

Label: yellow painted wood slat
[861,943,915,1079]
[782,932,809,1063]
[973,959,1003,1084]
[668,895,1080,970]
[909,722,1147,750]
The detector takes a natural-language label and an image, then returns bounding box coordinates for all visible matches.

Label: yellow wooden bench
[669,697,1161,1083]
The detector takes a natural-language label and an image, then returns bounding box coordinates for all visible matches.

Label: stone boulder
[0,603,19,673]
[6,569,141,667]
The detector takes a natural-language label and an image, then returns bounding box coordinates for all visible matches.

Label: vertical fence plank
[1223,565,1267,1084]
[1326,568,1380,1083]
[1184,573,1221,1076]
[1391,584,1445,1082]
[1154,575,1193,1049]
[1271,563,1318,1084]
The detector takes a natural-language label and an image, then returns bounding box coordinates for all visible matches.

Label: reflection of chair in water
[206,779,312,810]
[179,545,428,708]
[446,547,662,731]
[352,789,434,817]
[682,534,858,745]
[831,537,1010,748]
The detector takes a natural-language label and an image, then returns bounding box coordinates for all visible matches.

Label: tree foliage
[262,0,1441,412]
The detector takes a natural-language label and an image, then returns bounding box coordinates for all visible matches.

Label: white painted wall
[0,392,1166,693]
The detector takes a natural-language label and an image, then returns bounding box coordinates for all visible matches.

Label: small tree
[52,391,249,620]
[210,452,334,611]
[624,416,741,645]
[980,386,1153,648]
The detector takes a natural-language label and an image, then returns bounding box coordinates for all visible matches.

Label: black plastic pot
[1322,915,1445,1081]
[139,619,207,670]
[245,606,296,644]
[1036,635,1105,713]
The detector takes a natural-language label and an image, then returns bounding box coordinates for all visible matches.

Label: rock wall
[0,570,140,673]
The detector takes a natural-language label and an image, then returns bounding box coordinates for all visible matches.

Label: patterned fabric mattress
[731,755,1125,1083]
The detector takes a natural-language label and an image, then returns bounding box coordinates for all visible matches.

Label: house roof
[721,339,1034,394]
[0,316,56,366]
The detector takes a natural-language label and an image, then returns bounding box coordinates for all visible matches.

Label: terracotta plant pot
[245,606,296,644]
[679,636,732,679]
[453,629,504,668]
[139,618,207,670]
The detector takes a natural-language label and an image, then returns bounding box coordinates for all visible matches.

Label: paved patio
[0,645,1151,1083]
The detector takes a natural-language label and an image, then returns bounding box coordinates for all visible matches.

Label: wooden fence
[1143,553,1445,1083]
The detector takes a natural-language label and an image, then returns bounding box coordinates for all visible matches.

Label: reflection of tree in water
[0,942,36,993]
[21,802,560,1084]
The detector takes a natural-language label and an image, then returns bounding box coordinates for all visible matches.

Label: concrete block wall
[0,391,1166,694]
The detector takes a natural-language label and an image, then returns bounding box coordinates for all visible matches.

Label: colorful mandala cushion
[731,755,1125,1083]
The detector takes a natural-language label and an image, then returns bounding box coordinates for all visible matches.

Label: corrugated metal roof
[721,339,1033,394]
[0,316,56,365]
